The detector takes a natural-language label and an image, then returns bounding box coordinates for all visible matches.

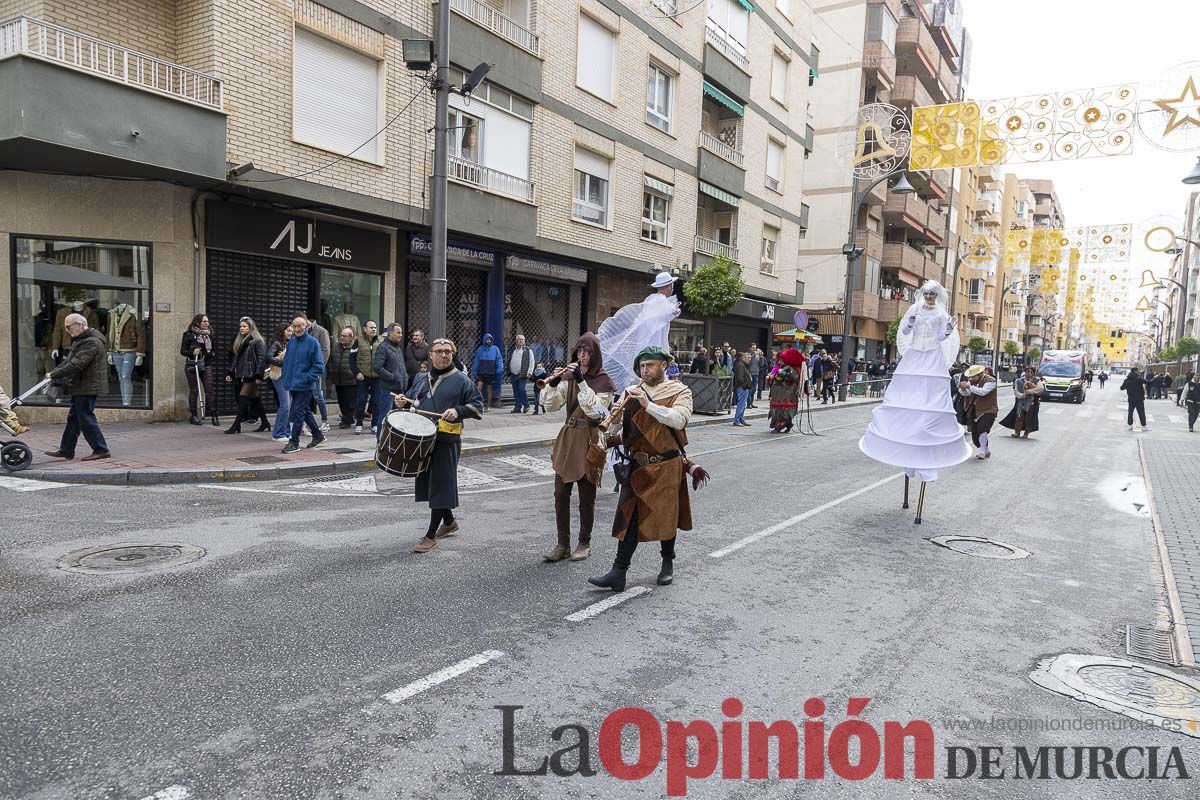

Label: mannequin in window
[106,299,145,406]
[332,301,362,347]
[50,299,98,362]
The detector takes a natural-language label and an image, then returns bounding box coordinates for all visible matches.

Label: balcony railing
[705,20,749,72]
[699,130,744,168]
[695,235,738,262]
[448,155,535,203]
[0,16,223,110]
[448,0,539,55]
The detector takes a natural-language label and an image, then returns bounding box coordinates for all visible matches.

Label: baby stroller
[0,378,47,472]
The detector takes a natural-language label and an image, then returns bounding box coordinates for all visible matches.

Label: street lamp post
[993,280,1021,371]
[837,172,916,401]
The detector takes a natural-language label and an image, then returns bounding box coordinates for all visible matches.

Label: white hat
[651,271,678,288]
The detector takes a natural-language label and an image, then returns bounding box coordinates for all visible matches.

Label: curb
[14,398,881,486]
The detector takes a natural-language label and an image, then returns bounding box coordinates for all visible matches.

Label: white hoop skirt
[858,345,971,481]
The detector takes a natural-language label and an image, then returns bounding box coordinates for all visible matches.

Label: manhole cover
[58,543,206,575]
[928,535,1031,560]
[1030,653,1200,738]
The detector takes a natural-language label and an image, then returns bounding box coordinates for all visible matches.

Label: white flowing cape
[597,293,680,391]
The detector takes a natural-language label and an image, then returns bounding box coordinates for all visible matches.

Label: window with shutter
[761,225,779,275]
[577,14,615,102]
[646,63,674,132]
[573,147,611,227]
[766,138,784,192]
[771,51,788,106]
[293,26,382,163]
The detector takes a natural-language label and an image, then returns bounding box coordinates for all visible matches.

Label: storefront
[204,200,393,414]
[405,235,586,371]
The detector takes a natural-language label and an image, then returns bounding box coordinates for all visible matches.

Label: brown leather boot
[569,542,591,561]
[544,544,570,562]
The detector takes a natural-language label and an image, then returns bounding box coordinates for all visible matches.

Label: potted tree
[967,336,989,363]
[681,255,743,414]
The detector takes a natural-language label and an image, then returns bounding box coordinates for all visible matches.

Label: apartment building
[1018,178,1066,352]
[797,0,968,362]
[0,0,815,421]
[1168,191,1198,343]
[956,162,999,362]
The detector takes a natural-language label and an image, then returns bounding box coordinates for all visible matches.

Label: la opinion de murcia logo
[270,219,353,262]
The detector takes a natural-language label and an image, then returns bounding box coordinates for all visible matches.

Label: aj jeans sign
[206,200,391,272]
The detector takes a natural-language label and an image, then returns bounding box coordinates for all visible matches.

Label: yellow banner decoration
[909,102,1006,170]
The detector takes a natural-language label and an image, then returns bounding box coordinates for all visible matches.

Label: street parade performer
[393,338,484,553]
[859,280,970,523]
[1000,365,1044,439]
[957,364,998,460]
[541,332,615,563]
[589,346,708,592]
[596,271,681,391]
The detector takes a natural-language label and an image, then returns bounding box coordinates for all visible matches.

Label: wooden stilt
[914,482,926,524]
[902,475,910,509]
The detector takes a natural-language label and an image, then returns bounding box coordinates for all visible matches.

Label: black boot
[588,563,628,593]
[253,399,271,432]
[657,558,673,586]
[210,412,220,427]
[225,398,246,434]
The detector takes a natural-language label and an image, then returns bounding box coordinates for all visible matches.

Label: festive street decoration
[1137,62,1200,152]
[836,103,912,180]
[980,84,1136,164]
[909,101,1006,169]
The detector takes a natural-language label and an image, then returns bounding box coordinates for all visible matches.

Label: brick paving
[1141,435,1200,664]
[7,395,880,482]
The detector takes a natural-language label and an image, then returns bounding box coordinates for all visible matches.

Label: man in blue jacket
[471,333,503,411]
[280,314,326,453]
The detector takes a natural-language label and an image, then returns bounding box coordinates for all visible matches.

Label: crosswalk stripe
[1040,407,1064,415]
[1107,413,1124,421]
[1077,408,1094,417]
[1169,415,1185,424]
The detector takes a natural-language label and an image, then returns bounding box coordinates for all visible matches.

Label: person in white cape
[597,272,681,392]
[859,280,971,523]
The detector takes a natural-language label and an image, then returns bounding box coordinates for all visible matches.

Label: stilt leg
[902,475,910,509]
[914,482,927,525]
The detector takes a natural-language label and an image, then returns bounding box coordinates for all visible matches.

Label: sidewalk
[9,394,881,485]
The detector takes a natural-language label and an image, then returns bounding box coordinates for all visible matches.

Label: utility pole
[428,0,451,339]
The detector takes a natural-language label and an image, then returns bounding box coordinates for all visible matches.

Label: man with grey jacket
[306,314,332,431]
[372,322,409,439]
[43,313,111,461]
[747,344,764,408]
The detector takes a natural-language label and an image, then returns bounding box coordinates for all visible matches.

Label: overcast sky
[961,0,1200,322]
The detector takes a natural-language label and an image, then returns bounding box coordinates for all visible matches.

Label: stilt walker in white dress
[859,281,971,523]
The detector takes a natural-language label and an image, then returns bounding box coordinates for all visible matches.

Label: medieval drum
[375,411,438,477]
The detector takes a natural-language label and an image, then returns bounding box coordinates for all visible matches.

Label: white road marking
[199,480,549,498]
[457,466,505,489]
[1107,413,1125,421]
[565,586,651,621]
[1077,407,1094,418]
[1169,415,1185,424]
[381,650,504,704]
[1040,407,1064,415]
[292,474,380,492]
[495,453,558,476]
[710,473,904,558]
[137,786,190,800]
[0,476,75,492]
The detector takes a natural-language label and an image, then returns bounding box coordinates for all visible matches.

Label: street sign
[807,317,820,332]
[794,310,808,330]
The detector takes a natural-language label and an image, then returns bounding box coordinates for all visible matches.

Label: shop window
[12,237,151,408]
[319,267,383,340]
[293,26,382,163]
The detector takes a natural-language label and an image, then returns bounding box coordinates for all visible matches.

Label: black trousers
[614,509,676,569]
[1127,399,1146,427]
[1188,403,1199,430]
[334,384,357,424]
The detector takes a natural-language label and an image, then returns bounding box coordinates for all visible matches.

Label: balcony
[449,0,538,54]
[936,55,957,102]
[856,228,884,262]
[448,155,534,202]
[895,16,939,94]
[882,242,927,282]
[0,16,226,179]
[699,130,743,168]
[695,235,738,263]
[883,191,929,231]
[968,299,991,316]
[862,40,896,87]
[705,20,749,73]
[890,74,933,110]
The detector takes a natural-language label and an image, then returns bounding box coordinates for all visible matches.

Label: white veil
[896,280,958,367]
[597,293,680,391]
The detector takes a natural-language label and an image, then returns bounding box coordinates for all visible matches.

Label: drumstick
[389,392,445,419]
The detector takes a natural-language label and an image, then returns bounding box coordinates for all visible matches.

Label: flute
[535,362,579,391]
[598,382,645,432]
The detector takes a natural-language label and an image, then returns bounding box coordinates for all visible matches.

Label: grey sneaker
[306,435,326,449]
[282,442,300,454]
[319,423,331,432]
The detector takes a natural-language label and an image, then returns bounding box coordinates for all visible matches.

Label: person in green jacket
[356,320,380,435]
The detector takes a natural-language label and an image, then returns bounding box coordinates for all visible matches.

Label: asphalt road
[2,390,1199,799]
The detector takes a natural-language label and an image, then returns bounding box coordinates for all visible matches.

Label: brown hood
[573,332,616,394]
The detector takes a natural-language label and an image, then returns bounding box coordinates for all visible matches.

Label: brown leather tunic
[549,380,609,485]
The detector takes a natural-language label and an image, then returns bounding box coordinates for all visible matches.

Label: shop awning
[644,174,674,196]
[773,328,823,343]
[736,0,755,11]
[699,181,740,207]
[702,81,744,116]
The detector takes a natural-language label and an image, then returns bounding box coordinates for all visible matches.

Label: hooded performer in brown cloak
[542,332,615,563]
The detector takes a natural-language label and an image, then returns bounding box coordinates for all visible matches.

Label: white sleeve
[576,381,612,420]
[645,391,692,430]
[968,381,995,396]
[543,381,568,412]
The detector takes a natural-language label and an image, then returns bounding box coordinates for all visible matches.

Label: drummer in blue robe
[394,337,484,553]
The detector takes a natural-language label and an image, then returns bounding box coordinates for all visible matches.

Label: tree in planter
[1159,345,1178,362]
[682,254,744,318]
[967,336,988,354]
[1027,346,1042,364]
[1002,340,1021,363]
[1175,336,1200,367]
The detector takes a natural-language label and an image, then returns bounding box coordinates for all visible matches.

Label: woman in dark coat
[224,316,269,433]
[180,313,218,426]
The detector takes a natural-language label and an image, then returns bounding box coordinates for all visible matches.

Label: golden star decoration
[1153,75,1200,135]
[1083,107,1101,124]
